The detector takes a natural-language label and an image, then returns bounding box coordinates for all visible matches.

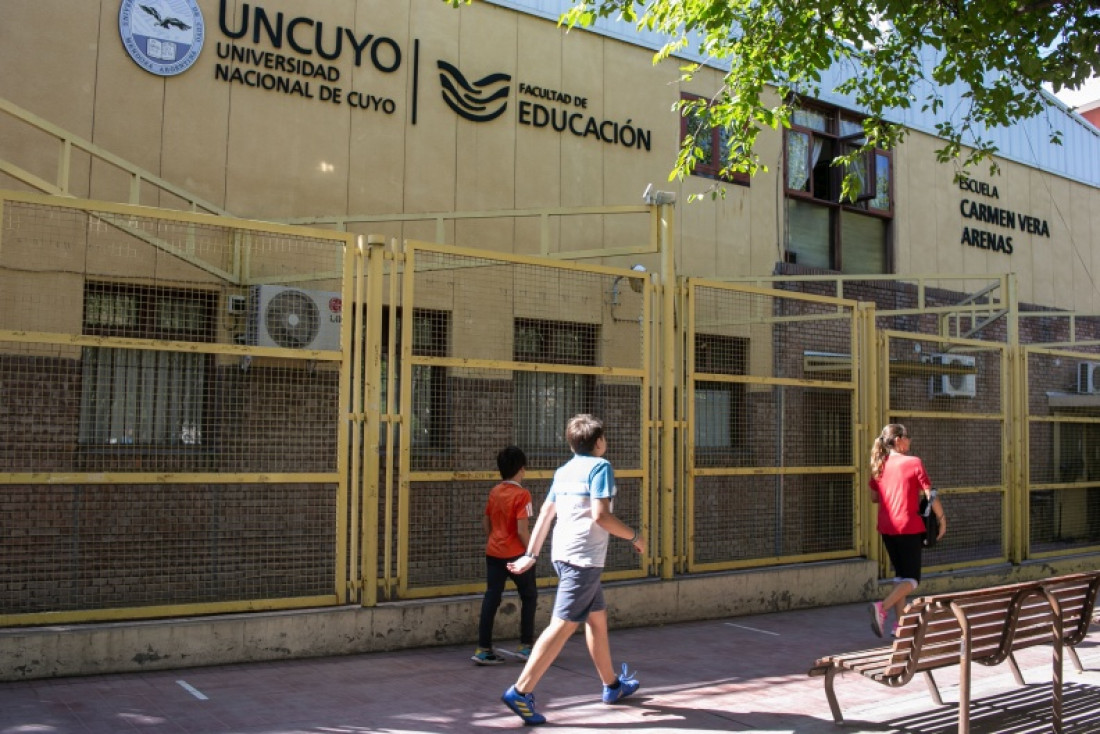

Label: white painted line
[724,622,780,636]
[176,680,209,700]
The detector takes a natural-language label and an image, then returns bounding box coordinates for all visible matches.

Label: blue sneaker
[502,685,546,726]
[602,663,640,704]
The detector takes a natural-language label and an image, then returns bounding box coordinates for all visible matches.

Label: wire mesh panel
[0,193,352,622]
[2,482,337,616]
[392,243,650,596]
[685,281,859,572]
[883,333,1008,570]
[1026,347,1100,557]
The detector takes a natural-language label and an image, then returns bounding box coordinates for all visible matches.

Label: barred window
[378,308,449,449]
[694,334,748,454]
[514,318,598,453]
[79,284,215,446]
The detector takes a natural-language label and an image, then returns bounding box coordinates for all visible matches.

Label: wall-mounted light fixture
[609,264,648,306]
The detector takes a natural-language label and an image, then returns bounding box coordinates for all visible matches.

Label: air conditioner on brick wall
[1078,361,1100,394]
[930,353,977,398]
[247,285,342,350]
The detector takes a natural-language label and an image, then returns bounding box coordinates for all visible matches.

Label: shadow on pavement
[878,681,1100,734]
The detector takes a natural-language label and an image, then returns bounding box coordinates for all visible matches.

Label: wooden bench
[808,571,1100,733]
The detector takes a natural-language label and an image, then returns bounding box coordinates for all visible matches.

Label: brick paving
[2,601,1098,733]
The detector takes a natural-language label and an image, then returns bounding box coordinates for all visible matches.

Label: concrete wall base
[3,556,1095,681]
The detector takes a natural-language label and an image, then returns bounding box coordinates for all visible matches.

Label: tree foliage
[558,0,1100,198]
[540,0,1100,199]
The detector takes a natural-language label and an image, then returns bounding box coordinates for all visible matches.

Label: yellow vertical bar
[333,234,358,603]
[396,243,417,596]
[57,139,71,194]
[383,240,401,598]
[648,278,663,574]
[1012,344,1027,562]
[640,271,652,576]
[683,281,696,573]
[659,203,676,580]
[346,238,363,602]
[867,313,886,573]
[1002,274,1019,563]
[1002,342,1013,563]
[854,302,872,557]
[240,232,252,285]
[361,234,386,606]
[648,204,665,571]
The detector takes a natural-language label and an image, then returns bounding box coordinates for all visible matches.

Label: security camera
[642,184,676,206]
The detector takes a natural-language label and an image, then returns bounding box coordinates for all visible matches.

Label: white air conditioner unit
[247,285,342,350]
[1078,361,1100,394]
[930,353,977,398]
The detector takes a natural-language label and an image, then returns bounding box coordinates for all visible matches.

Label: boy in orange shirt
[472,445,538,665]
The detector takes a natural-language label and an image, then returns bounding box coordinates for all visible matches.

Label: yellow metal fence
[3,191,1100,627]
[0,192,354,624]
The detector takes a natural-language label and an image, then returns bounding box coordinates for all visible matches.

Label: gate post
[857,301,878,559]
[360,234,386,606]
[659,202,677,580]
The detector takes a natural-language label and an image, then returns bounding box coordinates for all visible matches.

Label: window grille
[79,284,214,447]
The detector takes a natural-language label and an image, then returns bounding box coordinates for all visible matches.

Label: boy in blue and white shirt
[501,414,646,726]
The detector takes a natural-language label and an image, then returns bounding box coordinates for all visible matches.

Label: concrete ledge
[7,555,1094,681]
[1,560,874,681]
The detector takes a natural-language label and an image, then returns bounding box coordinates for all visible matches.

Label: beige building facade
[3,0,1099,309]
[3,0,1100,680]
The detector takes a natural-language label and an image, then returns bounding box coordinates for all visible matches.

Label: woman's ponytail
[869,424,906,479]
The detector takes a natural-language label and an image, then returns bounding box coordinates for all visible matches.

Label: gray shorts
[552,560,606,623]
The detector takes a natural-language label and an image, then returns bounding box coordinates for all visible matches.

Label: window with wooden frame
[784,102,893,274]
[680,93,749,185]
[79,283,216,447]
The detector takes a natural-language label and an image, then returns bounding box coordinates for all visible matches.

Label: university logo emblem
[119,0,205,76]
[437,60,511,122]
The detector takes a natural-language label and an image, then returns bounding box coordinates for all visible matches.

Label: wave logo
[437,60,511,122]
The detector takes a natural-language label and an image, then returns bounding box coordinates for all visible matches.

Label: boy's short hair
[565,414,604,455]
[497,445,527,479]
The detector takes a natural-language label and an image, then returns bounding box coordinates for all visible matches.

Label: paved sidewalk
[2,601,1098,733]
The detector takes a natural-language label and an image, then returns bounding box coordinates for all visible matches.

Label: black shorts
[881,533,923,583]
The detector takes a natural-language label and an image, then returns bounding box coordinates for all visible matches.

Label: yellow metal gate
[681,279,863,572]
[351,240,655,601]
[876,331,1010,574]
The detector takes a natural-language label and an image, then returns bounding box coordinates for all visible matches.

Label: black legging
[477,554,538,649]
